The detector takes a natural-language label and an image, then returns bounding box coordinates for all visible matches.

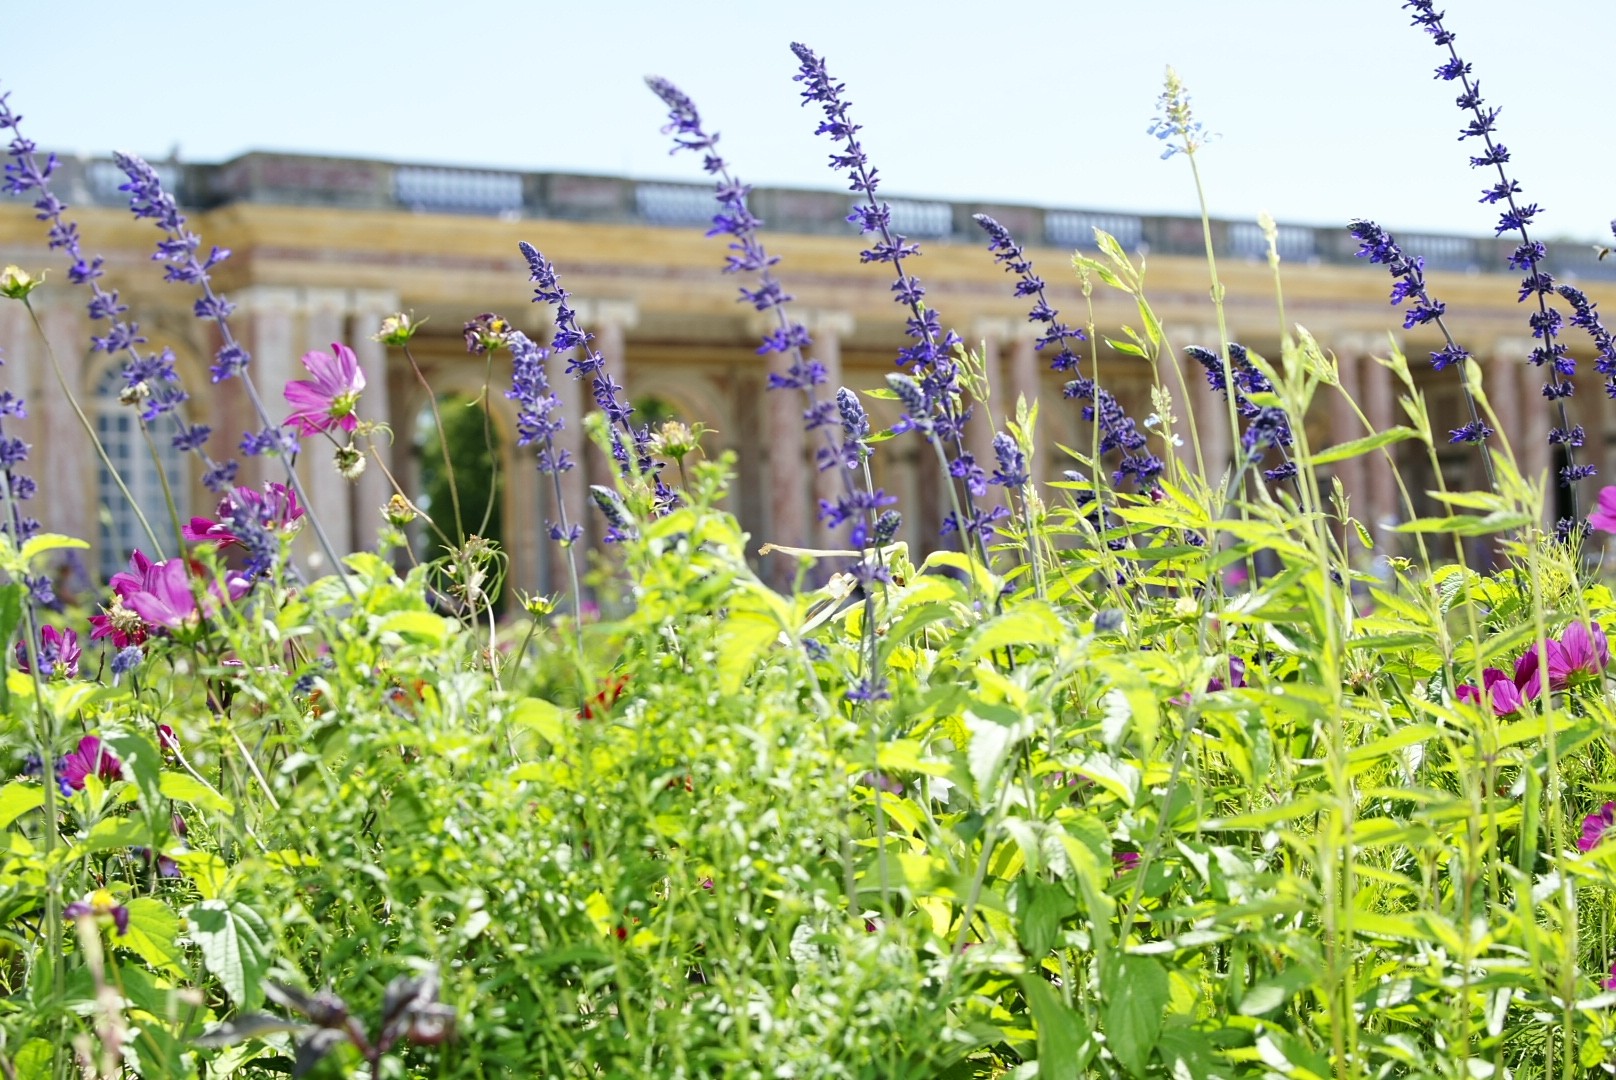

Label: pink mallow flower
[284,342,364,435]
[183,482,303,548]
[89,550,155,648]
[1590,486,1616,534]
[1547,621,1610,691]
[123,558,249,634]
[57,735,122,796]
[14,625,80,680]
[1579,802,1616,853]
[1456,668,1525,716]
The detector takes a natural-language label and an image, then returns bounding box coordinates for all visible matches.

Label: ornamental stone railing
[15,150,1616,282]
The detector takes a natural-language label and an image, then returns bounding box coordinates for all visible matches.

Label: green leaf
[1237,964,1315,1017]
[187,899,272,1009]
[0,780,43,830]
[511,697,570,746]
[960,601,1065,663]
[1104,337,1147,358]
[1019,975,1093,1074]
[1395,511,1532,536]
[18,533,90,563]
[1311,426,1422,465]
[120,896,186,977]
[12,1038,53,1080]
[101,730,163,818]
[159,772,235,815]
[0,582,21,717]
[376,610,449,644]
[1105,954,1169,1077]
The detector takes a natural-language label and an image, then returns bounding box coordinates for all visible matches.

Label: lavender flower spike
[1402,0,1586,528]
[791,42,991,545]
[1346,219,1496,452]
[644,73,897,554]
[972,213,1162,492]
[505,330,583,545]
[2,96,236,491]
[516,241,651,482]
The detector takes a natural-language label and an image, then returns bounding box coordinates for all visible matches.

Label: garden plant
[3,3,1616,1076]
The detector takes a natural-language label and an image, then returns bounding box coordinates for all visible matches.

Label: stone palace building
[3,151,1614,599]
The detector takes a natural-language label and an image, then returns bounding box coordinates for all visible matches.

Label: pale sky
[4,0,1612,240]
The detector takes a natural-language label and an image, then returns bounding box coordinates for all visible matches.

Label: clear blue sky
[4,0,1612,240]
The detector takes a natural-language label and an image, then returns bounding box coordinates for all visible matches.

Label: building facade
[3,152,1614,599]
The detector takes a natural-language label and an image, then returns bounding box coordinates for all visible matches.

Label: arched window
[93,366,185,580]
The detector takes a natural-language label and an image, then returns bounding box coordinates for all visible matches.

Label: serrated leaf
[1105,954,1169,1077]
[1019,974,1093,1074]
[159,772,235,815]
[187,899,272,1009]
[120,896,186,976]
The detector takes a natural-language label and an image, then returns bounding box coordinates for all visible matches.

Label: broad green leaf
[12,1038,53,1080]
[18,533,90,563]
[159,772,235,815]
[102,730,163,817]
[1237,964,1315,1017]
[960,601,1065,662]
[1019,974,1093,1074]
[0,780,43,830]
[376,610,449,644]
[1395,511,1532,536]
[187,898,272,1009]
[511,697,570,745]
[1105,954,1169,1077]
[0,582,20,716]
[1311,426,1422,465]
[121,896,186,977]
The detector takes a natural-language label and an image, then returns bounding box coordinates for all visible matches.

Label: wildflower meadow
[5,3,1616,1077]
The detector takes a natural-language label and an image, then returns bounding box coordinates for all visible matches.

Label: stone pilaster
[806,311,855,551]
[348,291,400,552]
[1338,332,1400,539]
[572,299,638,554]
[969,318,1013,508]
[299,288,354,563]
[1178,327,1232,492]
[35,302,94,549]
[234,286,301,491]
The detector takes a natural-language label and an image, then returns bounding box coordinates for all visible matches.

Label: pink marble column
[574,300,638,555]
[968,318,1012,509]
[348,291,399,552]
[300,288,354,563]
[236,287,300,491]
[1341,333,1400,538]
[1329,344,1368,523]
[36,301,93,547]
[807,311,855,551]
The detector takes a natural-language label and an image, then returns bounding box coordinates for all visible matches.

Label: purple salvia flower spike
[644,74,897,555]
[1402,1,1586,531]
[790,43,994,549]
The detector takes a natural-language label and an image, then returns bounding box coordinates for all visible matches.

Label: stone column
[235,286,300,490]
[33,302,93,548]
[969,318,1013,509]
[348,290,400,552]
[1328,344,1368,524]
[763,345,811,582]
[1506,340,1553,524]
[806,311,855,551]
[573,300,638,554]
[1178,327,1232,491]
[299,288,354,564]
[1341,332,1400,540]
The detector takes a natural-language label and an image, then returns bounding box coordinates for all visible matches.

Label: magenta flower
[1592,487,1616,533]
[122,558,248,633]
[1547,621,1610,690]
[1113,851,1142,876]
[283,342,365,435]
[14,625,80,680]
[1579,802,1616,853]
[89,550,155,648]
[183,482,303,547]
[1456,667,1525,716]
[1605,961,1616,992]
[57,735,122,796]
